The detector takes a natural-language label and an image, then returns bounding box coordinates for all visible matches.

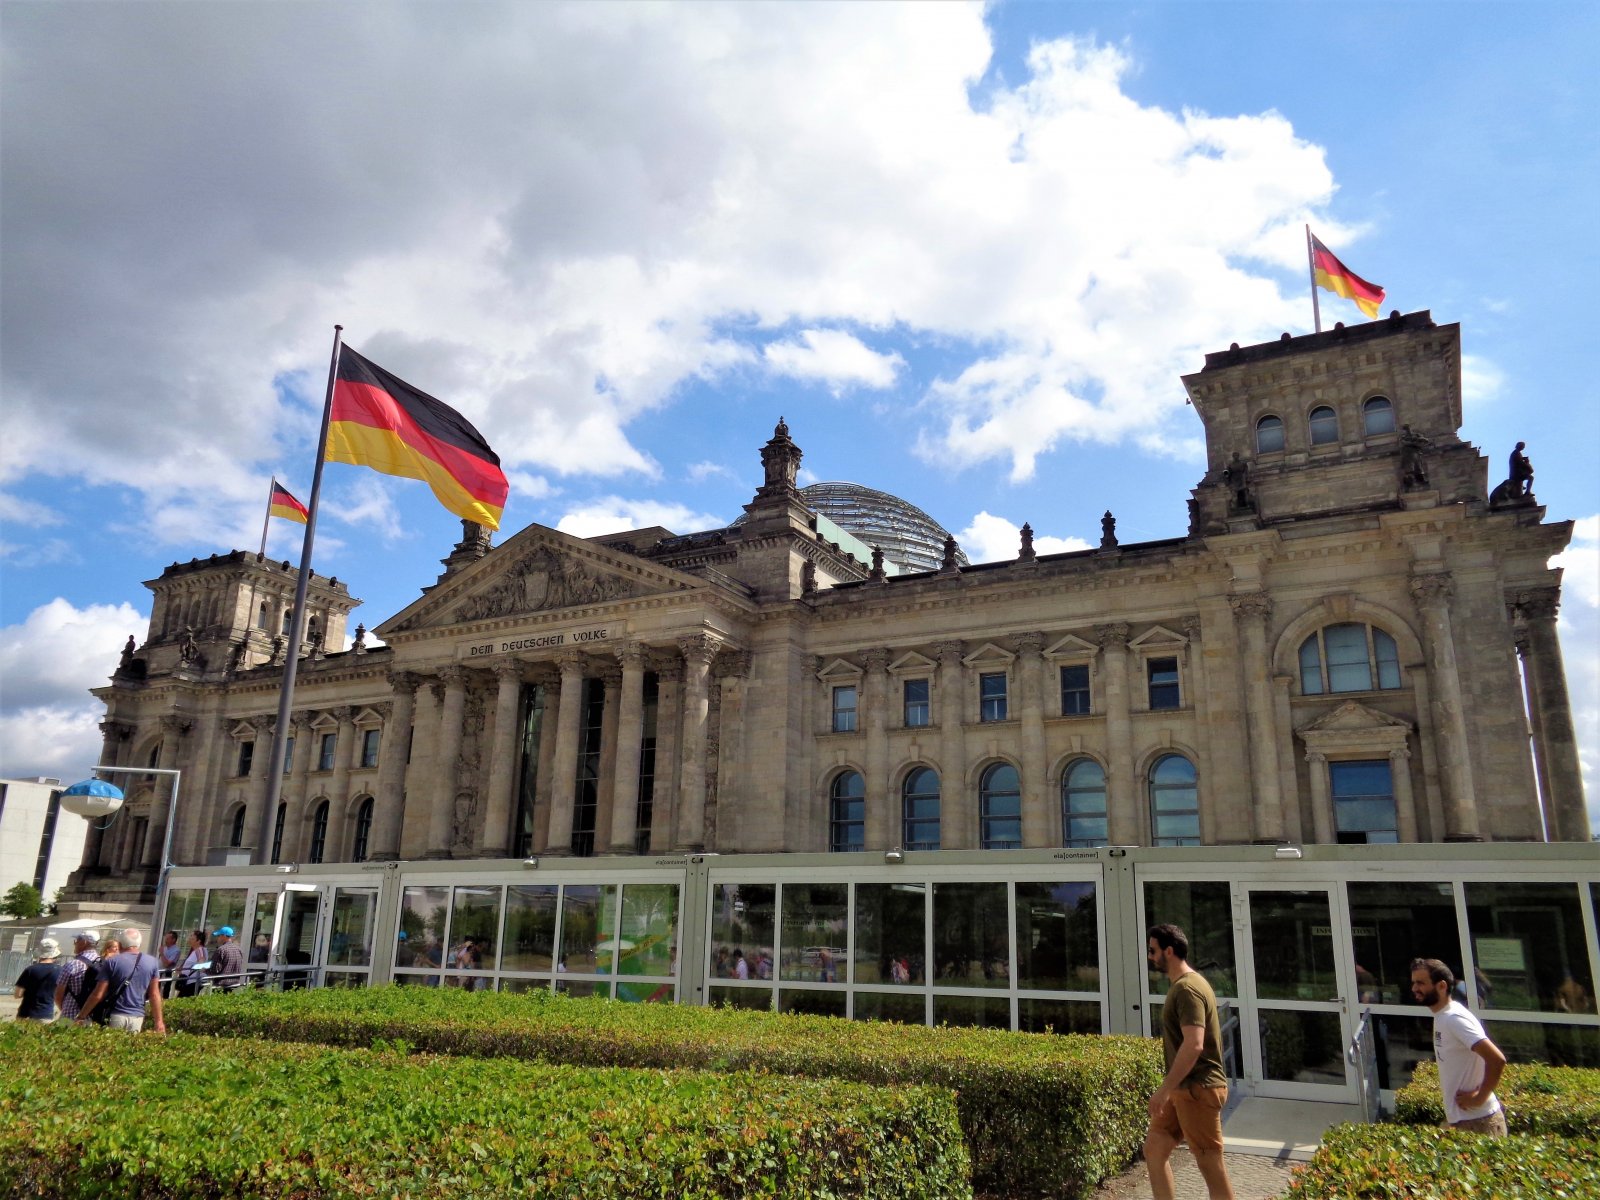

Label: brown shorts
[1449,1110,1508,1137]
[1149,1083,1228,1153]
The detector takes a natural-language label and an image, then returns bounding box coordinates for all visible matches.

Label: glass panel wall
[326,889,375,968]
[204,889,248,943]
[503,885,558,973]
[711,883,774,989]
[1347,881,1461,1006]
[1016,881,1099,994]
[164,888,205,937]
[855,882,926,985]
[932,882,1009,987]
[1143,881,1236,996]
[1465,882,1595,1014]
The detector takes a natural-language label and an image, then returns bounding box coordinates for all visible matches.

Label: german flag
[268,480,309,524]
[326,346,508,530]
[1311,234,1386,320]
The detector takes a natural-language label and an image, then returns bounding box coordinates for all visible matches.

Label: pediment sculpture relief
[454,546,650,622]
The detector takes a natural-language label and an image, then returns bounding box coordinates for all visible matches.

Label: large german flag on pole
[1310,232,1386,321]
[326,346,509,530]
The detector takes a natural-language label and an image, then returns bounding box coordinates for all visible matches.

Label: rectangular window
[318,733,337,771]
[1147,658,1180,710]
[903,678,930,727]
[831,685,858,733]
[237,740,254,777]
[1330,760,1398,844]
[361,728,381,768]
[979,672,1008,722]
[1060,664,1091,715]
[283,737,294,772]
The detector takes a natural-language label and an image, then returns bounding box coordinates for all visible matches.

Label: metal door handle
[1326,996,1343,1003]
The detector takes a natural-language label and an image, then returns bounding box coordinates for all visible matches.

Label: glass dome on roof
[798,482,966,575]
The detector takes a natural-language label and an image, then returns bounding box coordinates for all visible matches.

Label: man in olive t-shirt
[1144,923,1234,1200]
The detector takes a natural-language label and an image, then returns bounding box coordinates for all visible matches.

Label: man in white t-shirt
[1409,958,1508,1136]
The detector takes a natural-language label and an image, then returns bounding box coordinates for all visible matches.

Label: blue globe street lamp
[63,766,183,934]
[59,777,126,820]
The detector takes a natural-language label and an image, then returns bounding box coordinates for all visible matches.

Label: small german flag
[326,346,509,530]
[1311,234,1386,320]
[268,480,309,524]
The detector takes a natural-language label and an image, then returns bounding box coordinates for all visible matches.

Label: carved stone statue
[1510,441,1534,497]
[352,623,368,653]
[119,635,137,670]
[270,636,286,666]
[1100,510,1118,550]
[1399,425,1432,490]
[869,546,887,581]
[1222,452,1253,512]
[177,626,202,667]
[800,560,817,595]
[940,534,959,572]
[1018,523,1036,562]
[454,545,646,622]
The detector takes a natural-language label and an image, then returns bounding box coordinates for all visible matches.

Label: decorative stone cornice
[677,633,722,665]
[99,720,134,741]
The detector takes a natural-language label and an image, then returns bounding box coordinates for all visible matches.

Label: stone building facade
[69,311,1589,908]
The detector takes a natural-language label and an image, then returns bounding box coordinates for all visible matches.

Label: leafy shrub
[1394,1061,1600,1138]
[168,986,1162,1199]
[0,1023,969,1199]
[1284,1122,1600,1200]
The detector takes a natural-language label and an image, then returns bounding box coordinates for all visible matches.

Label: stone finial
[940,534,959,573]
[1018,523,1036,563]
[352,624,368,654]
[869,545,887,582]
[759,416,803,496]
[1099,510,1118,550]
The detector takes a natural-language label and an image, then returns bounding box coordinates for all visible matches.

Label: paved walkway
[1090,1147,1298,1199]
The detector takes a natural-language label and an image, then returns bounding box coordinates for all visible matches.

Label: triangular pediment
[888,651,936,675]
[1044,634,1098,660]
[817,657,864,682]
[1129,624,1186,649]
[377,523,704,636]
[963,642,1015,668]
[1300,700,1411,733]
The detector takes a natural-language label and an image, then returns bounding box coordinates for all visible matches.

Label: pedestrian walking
[52,930,102,1020]
[76,928,165,1034]
[13,938,63,1021]
[1409,958,1508,1136]
[1143,924,1235,1200]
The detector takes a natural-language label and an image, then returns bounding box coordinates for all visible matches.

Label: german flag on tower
[326,347,509,530]
[268,480,309,524]
[1310,233,1386,320]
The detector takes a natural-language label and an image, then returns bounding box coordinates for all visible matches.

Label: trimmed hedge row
[0,1023,970,1199]
[1284,1123,1600,1200]
[1394,1061,1600,1138]
[167,986,1162,1199]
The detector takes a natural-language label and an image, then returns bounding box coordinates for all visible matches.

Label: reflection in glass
[780,883,847,982]
[855,883,925,985]
[164,889,205,938]
[1485,1020,1600,1068]
[780,989,846,1018]
[1144,881,1236,996]
[499,978,549,995]
[323,972,366,989]
[618,884,678,977]
[710,985,773,1012]
[935,993,1011,1030]
[1466,882,1596,1015]
[1249,891,1337,1002]
[1347,881,1461,1007]
[398,886,450,973]
[1258,1009,1345,1085]
[616,979,676,1003]
[932,882,1009,987]
[558,884,617,975]
[853,991,926,1025]
[1016,881,1098,992]
[251,893,278,964]
[1369,1013,1435,1092]
[447,886,501,973]
[1017,998,1101,1036]
[555,979,605,998]
[502,885,557,972]
[712,884,775,979]
[326,889,375,967]
[205,889,248,944]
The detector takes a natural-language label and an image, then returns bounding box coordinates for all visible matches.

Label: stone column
[1391,747,1420,843]
[935,640,968,848]
[863,648,892,850]
[710,650,749,850]
[528,665,559,853]
[1096,624,1137,845]
[649,654,683,853]
[83,721,131,869]
[544,650,587,854]
[282,709,315,861]
[1229,592,1285,843]
[1305,751,1334,844]
[607,643,648,854]
[1271,674,1302,843]
[370,672,417,860]
[174,713,223,867]
[246,713,274,856]
[1181,616,1221,843]
[1514,629,1557,839]
[593,664,623,851]
[326,705,358,855]
[674,634,719,852]
[426,667,467,857]
[1517,588,1589,840]
[1409,573,1481,840]
[1016,632,1050,847]
[479,660,525,857]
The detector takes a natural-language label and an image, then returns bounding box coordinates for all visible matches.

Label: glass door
[277,885,323,990]
[1239,886,1357,1101]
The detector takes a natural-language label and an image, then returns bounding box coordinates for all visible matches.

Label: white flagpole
[253,326,343,864]
[1307,224,1323,334]
[258,478,276,558]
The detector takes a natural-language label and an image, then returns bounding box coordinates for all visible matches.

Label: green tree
[1,882,44,919]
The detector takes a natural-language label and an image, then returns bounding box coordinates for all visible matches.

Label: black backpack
[74,960,111,1025]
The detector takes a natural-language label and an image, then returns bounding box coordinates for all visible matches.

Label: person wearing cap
[76,928,164,1034]
[53,929,102,1020]
[210,926,246,992]
[13,938,63,1021]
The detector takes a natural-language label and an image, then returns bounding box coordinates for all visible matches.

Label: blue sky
[2,2,1595,826]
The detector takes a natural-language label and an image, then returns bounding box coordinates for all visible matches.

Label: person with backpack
[75,927,165,1034]
[13,938,63,1021]
[52,930,102,1021]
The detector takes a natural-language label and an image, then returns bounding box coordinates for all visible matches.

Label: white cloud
[0,538,77,568]
[0,492,64,526]
[687,461,737,484]
[554,497,726,540]
[1460,353,1508,413]
[0,599,146,780]
[957,511,1093,564]
[1552,514,1599,831]
[763,329,905,392]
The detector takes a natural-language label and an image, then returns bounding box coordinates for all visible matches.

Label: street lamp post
[63,765,183,937]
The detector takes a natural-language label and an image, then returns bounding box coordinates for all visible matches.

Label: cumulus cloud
[0,599,146,779]
[554,497,726,540]
[957,511,1093,565]
[687,461,737,484]
[763,330,905,391]
[1461,354,1508,413]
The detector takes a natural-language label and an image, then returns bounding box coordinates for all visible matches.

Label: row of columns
[1513,587,1589,841]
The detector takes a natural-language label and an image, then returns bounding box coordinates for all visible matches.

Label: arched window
[270,802,286,864]
[901,767,940,851]
[1299,624,1402,694]
[307,616,320,645]
[308,800,329,864]
[1061,759,1108,848]
[1149,755,1200,846]
[228,807,247,848]
[980,763,1021,850]
[352,796,375,862]
[257,602,269,630]
[1363,396,1395,436]
[1309,405,1339,445]
[281,609,293,635]
[829,771,865,852]
[1256,415,1285,453]
[146,742,162,769]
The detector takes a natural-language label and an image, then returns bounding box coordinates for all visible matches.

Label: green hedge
[0,1023,969,1199]
[1394,1061,1600,1138]
[1284,1123,1600,1200]
[167,986,1161,1199]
